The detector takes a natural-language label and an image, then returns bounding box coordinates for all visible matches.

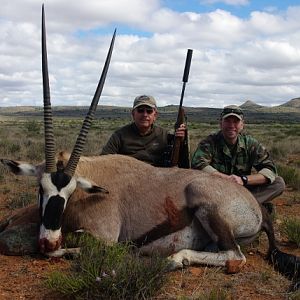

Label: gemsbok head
[36,5,115,253]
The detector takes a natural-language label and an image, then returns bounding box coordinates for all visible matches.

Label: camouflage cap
[133,95,157,109]
[220,105,244,120]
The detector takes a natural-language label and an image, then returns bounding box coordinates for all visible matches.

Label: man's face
[220,116,244,144]
[132,105,157,133]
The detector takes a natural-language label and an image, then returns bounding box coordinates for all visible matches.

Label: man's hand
[212,172,243,185]
[175,124,186,140]
[228,174,243,185]
[212,172,268,186]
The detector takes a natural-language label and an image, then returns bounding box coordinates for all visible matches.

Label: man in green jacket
[101,95,186,167]
[191,105,285,210]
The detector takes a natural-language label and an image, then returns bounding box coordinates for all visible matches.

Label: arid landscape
[0,100,299,299]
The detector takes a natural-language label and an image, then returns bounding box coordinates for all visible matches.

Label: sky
[1,0,300,108]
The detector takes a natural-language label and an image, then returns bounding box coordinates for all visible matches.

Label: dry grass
[0,115,299,299]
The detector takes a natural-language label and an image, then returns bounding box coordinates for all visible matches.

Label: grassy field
[0,114,299,299]
[0,115,299,200]
[1,115,299,166]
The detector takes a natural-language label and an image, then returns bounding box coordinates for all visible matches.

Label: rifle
[168,49,193,168]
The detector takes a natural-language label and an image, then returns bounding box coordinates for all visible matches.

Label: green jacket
[101,123,171,167]
[191,131,277,183]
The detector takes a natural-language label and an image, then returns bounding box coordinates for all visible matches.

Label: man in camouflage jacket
[191,105,285,206]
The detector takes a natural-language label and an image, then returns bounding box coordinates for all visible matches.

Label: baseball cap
[133,95,157,109]
[220,105,244,120]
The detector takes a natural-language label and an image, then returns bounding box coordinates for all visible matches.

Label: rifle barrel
[169,48,193,168]
[182,49,193,83]
[177,49,193,121]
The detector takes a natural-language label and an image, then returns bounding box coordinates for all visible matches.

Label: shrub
[277,164,300,190]
[269,138,300,161]
[0,139,22,158]
[295,160,300,168]
[25,141,44,161]
[8,143,21,154]
[24,120,40,134]
[8,192,35,209]
[45,234,168,299]
[0,164,7,182]
[281,217,300,248]
[270,145,285,160]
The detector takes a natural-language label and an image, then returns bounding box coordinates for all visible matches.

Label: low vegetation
[45,234,168,299]
[277,164,300,191]
[0,110,299,299]
[188,287,231,300]
[282,218,300,248]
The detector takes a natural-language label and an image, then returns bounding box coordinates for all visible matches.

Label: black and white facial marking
[38,170,77,252]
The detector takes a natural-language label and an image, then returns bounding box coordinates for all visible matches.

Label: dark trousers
[246,176,285,204]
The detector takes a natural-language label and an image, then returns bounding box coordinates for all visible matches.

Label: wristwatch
[241,175,248,186]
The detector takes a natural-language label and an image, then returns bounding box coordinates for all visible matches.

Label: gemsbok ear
[76,176,109,194]
[1,159,38,176]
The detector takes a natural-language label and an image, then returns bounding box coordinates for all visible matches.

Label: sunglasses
[136,107,154,114]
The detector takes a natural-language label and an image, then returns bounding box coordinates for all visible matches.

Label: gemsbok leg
[167,206,246,273]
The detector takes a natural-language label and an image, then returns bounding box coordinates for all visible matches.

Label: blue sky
[1,0,300,108]
[163,0,299,16]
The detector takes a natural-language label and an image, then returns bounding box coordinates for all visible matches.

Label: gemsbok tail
[269,248,300,291]
[261,206,300,291]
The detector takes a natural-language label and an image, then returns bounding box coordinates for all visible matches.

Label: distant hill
[240,100,264,110]
[236,97,300,116]
[279,97,300,108]
[0,106,41,113]
[0,97,299,123]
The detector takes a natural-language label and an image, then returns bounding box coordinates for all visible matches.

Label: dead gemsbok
[0,5,299,290]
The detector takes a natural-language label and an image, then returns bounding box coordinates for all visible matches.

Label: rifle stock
[169,49,193,168]
[170,108,186,166]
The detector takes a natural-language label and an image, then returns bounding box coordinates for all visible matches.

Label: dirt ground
[0,184,299,299]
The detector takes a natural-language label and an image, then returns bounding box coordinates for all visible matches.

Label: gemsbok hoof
[225,259,246,274]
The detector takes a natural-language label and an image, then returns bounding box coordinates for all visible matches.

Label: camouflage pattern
[191,131,277,179]
[133,95,157,109]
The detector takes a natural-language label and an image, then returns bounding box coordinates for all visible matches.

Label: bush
[0,164,7,182]
[45,234,168,299]
[281,217,300,248]
[277,164,300,190]
[269,137,300,161]
[24,120,40,134]
[25,141,44,161]
[8,192,35,209]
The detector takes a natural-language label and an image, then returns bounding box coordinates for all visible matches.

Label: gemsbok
[0,5,299,291]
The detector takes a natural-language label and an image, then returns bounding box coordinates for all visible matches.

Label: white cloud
[200,0,249,6]
[0,0,300,108]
